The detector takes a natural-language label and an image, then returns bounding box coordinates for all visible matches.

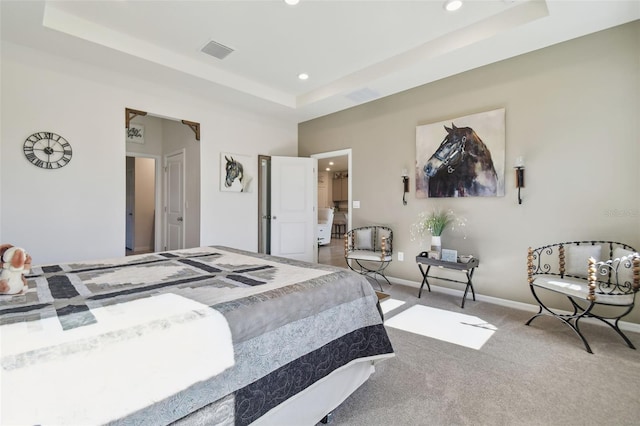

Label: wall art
[415,108,505,198]
[126,123,145,144]
[220,153,254,193]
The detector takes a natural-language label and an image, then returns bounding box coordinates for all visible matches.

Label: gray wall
[299,22,640,323]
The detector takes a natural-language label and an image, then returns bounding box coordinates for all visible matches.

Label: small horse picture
[221,153,253,192]
[416,109,505,198]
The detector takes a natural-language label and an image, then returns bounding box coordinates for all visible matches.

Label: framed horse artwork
[415,108,505,198]
[220,152,254,193]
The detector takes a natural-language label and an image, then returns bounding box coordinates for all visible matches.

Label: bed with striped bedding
[0,246,393,425]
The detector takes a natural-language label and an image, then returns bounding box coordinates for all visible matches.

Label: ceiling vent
[201,40,234,60]
[345,87,380,104]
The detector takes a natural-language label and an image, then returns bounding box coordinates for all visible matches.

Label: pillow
[565,244,601,277]
[378,228,391,251]
[612,247,636,285]
[355,228,373,250]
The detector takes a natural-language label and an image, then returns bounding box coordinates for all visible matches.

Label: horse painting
[223,155,252,192]
[423,123,498,197]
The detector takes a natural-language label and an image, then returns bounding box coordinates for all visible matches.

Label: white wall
[134,157,155,252]
[0,41,297,264]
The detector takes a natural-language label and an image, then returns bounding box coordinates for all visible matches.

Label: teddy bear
[0,244,31,295]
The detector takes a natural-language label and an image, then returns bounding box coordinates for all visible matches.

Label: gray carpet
[325,284,640,426]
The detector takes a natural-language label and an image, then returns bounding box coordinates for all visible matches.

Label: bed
[0,246,394,425]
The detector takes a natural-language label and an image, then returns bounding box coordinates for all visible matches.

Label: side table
[415,252,480,308]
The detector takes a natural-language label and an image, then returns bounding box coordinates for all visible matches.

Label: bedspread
[0,246,394,425]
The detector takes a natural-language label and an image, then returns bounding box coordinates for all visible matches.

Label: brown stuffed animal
[0,244,31,295]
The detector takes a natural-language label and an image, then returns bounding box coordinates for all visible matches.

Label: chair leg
[525,285,595,354]
[612,318,637,350]
[578,306,637,350]
[347,258,391,292]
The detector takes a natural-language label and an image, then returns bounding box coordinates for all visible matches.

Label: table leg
[418,264,432,298]
[460,268,476,309]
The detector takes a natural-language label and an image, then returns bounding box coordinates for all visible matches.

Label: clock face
[23,132,72,169]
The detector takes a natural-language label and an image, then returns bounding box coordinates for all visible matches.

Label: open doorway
[125,155,159,255]
[311,149,352,267]
[125,109,201,255]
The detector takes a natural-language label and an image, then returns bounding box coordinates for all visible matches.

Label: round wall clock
[23,131,73,169]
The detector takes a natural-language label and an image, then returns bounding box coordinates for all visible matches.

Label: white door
[165,151,185,251]
[270,156,317,262]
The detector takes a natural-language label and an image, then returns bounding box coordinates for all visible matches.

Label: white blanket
[1,293,235,425]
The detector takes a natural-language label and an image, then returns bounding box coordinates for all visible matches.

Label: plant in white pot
[410,209,466,253]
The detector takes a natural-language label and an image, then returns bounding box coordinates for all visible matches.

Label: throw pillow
[355,228,373,250]
[565,244,601,278]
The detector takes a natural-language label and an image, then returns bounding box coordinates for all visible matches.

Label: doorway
[125,110,201,254]
[125,155,160,255]
[311,149,352,267]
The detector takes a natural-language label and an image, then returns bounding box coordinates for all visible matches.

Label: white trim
[387,275,640,334]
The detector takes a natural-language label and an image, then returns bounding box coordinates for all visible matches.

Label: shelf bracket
[125,108,147,129]
[182,120,201,141]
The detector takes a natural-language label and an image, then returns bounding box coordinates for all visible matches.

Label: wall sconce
[402,169,409,205]
[514,156,525,205]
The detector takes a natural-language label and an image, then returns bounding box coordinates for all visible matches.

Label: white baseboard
[387,275,640,334]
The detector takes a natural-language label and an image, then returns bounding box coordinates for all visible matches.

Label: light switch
[353,201,360,208]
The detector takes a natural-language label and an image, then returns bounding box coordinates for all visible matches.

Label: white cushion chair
[317,208,334,246]
[526,240,639,353]
[344,225,393,291]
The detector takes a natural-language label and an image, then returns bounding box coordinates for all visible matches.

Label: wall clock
[23,131,72,169]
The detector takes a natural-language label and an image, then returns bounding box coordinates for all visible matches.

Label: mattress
[0,246,394,425]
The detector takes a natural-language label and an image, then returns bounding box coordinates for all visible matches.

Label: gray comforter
[0,246,394,425]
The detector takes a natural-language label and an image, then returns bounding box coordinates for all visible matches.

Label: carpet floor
[323,283,640,426]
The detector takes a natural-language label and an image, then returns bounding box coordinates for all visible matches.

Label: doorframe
[126,152,163,252]
[164,148,186,251]
[310,149,352,233]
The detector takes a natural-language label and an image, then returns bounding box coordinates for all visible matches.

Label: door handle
[177,217,183,222]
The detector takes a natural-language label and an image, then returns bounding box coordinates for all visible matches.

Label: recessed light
[329,161,334,165]
[284,0,300,6]
[325,168,331,171]
[444,0,463,12]
[298,73,309,80]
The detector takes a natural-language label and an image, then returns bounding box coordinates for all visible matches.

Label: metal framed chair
[344,225,393,291]
[526,240,639,353]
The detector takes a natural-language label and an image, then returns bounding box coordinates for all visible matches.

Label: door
[165,151,185,250]
[258,155,271,254]
[270,156,317,262]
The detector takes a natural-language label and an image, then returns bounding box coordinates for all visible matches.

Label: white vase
[431,235,442,254]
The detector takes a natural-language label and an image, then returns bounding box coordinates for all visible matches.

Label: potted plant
[423,209,452,253]
[410,209,464,253]
[424,209,452,237]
